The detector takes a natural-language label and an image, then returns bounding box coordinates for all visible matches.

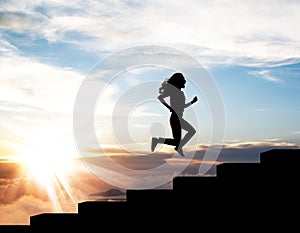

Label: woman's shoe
[151,137,159,152]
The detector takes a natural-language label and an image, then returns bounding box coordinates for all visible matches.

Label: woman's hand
[191,96,198,104]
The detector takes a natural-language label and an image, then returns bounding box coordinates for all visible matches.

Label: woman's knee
[189,127,196,136]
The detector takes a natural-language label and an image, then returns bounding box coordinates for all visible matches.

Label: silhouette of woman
[151,72,198,157]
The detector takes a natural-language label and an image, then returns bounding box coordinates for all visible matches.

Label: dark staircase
[1,149,299,232]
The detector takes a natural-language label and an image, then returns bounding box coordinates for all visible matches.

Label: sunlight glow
[13,127,78,212]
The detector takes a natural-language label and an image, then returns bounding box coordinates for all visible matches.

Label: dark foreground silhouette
[1,149,300,232]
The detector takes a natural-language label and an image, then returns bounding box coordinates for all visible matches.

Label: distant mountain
[90,189,126,197]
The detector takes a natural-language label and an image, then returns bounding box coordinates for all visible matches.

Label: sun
[21,146,74,185]
[14,129,79,211]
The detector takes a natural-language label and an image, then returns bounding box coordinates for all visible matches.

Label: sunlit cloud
[264,138,283,142]
[0,195,54,225]
[165,157,220,166]
[221,140,298,149]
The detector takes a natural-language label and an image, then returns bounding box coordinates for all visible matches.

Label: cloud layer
[1,0,300,66]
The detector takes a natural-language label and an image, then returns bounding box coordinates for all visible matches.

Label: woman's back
[169,87,185,117]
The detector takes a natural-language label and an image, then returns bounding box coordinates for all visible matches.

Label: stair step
[260,149,300,178]
[173,176,218,191]
[216,162,262,179]
[0,225,30,233]
[78,201,128,216]
[126,189,173,205]
[30,213,79,229]
[260,149,300,165]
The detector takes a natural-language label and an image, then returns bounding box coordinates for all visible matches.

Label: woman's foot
[151,137,159,152]
[175,146,185,157]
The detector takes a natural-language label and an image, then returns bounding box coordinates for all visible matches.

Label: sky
[1,0,300,225]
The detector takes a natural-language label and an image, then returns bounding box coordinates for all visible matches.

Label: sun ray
[9,123,80,212]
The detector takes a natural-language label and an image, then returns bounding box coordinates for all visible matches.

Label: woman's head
[167,72,186,89]
[159,72,186,94]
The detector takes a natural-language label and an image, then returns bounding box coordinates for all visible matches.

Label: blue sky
[211,63,300,143]
[0,0,300,225]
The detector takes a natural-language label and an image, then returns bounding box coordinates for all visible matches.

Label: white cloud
[0,55,83,113]
[248,70,283,83]
[1,0,300,66]
[0,39,19,56]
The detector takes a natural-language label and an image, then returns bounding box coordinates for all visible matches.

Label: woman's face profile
[180,78,186,89]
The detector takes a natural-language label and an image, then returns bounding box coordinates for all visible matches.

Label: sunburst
[13,127,79,212]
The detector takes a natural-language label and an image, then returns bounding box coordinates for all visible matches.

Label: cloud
[0,178,27,205]
[0,38,18,56]
[0,55,83,113]
[0,161,23,179]
[220,140,298,150]
[248,70,283,83]
[0,195,53,225]
[0,10,47,33]
[216,140,299,163]
[1,0,300,66]
[165,157,220,167]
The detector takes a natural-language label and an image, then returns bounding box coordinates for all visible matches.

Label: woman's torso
[170,89,185,117]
